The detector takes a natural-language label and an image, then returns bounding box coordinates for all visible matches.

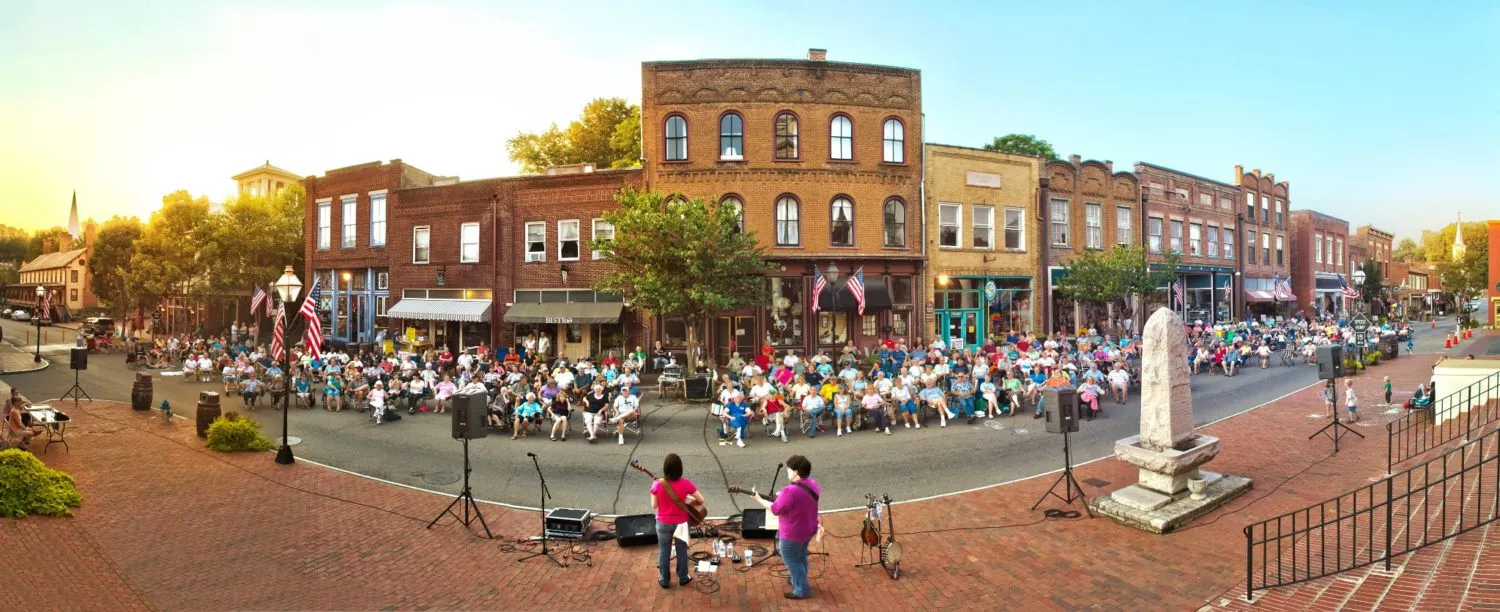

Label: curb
[0,340,52,375]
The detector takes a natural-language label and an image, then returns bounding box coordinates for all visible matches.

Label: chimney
[1266,172,1274,184]
[1104,160,1113,173]
[1234,164,1244,185]
[807,48,826,61]
[1069,154,1082,166]
[60,234,73,252]
[41,238,53,255]
[85,221,98,251]
[1253,168,1261,178]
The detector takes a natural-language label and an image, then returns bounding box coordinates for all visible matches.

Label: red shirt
[602,356,620,368]
[764,396,785,414]
[651,478,699,525]
[754,354,771,372]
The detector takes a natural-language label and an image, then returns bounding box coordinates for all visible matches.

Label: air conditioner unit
[526,251,545,263]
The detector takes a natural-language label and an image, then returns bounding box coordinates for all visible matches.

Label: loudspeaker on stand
[70,347,88,370]
[1043,388,1079,434]
[452,392,489,440]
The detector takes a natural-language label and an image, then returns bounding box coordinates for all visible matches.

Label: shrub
[1342,355,1365,372]
[0,448,83,517]
[1365,352,1381,366]
[205,414,276,452]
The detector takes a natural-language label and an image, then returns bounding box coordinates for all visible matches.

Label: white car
[1,307,11,317]
[11,309,32,322]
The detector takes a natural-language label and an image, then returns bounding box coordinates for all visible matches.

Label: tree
[125,191,213,310]
[507,98,641,173]
[1392,237,1424,263]
[590,188,774,371]
[982,134,1057,159]
[1356,260,1383,303]
[1056,244,1178,314]
[1420,221,1488,305]
[0,224,28,264]
[25,226,70,260]
[87,216,144,316]
[201,184,306,313]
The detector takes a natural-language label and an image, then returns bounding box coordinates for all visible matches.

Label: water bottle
[714,539,723,557]
[745,549,754,567]
[727,542,735,559]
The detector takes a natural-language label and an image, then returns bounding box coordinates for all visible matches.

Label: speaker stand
[1031,428,1093,517]
[61,368,93,406]
[427,437,493,539]
[1309,381,1364,453]
[517,452,564,567]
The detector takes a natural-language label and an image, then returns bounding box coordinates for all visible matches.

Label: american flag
[811,265,826,314]
[849,267,867,315]
[1275,275,1294,300]
[1338,274,1361,299]
[269,303,286,358]
[1171,280,1185,308]
[299,279,323,360]
[38,289,51,322]
[1222,277,1233,293]
[250,286,267,318]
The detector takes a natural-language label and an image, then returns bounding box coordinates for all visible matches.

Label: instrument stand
[854,497,882,568]
[427,437,493,539]
[1309,379,1364,453]
[516,453,564,567]
[1031,428,1093,517]
[61,369,93,405]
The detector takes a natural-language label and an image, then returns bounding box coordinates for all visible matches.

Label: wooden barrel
[196,392,221,438]
[132,373,153,411]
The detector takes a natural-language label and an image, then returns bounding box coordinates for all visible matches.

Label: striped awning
[385,299,492,322]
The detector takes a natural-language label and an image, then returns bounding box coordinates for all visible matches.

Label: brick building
[1232,166,1292,317]
[1135,162,1241,326]
[640,50,923,362]
[1489,220,1500,325]
[1289,210,1352,317]
[924,144,1043,347]
[1353,225,1394,284]
[1043,156,1142,334]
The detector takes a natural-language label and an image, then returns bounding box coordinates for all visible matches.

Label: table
[24,405,68,453]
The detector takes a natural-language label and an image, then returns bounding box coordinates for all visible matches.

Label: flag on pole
[299,279,323,360]
[1222,276,1233,293]
[849,267,867,315]
[39,289,52,322]
[1338,274,1361,299]
[270,303,286,359]
[811,265,827,314]
[250,286,267,318]
[1171,280,1185,308]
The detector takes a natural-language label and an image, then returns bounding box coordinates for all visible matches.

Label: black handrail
[1243,425,1500,601]
[1387,370,1500,473]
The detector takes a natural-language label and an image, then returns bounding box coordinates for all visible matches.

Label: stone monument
[1090,307,1253,533]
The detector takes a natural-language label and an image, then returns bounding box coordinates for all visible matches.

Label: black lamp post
[33,286,45,362]
[273,265,302,465]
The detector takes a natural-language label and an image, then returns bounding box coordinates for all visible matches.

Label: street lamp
[1352,268,1366,314]
[273,265,302,466]
[33,285,45,362]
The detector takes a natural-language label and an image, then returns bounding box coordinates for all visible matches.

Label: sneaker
[915,423,921,429]
[940,420,947,428]
[780,432,788,443]
[618,434,625,445]
[945,410,956,420]
[904,422,911,428]
[884,428,892,435]
[736,439,745,448]
[837,429,843,437]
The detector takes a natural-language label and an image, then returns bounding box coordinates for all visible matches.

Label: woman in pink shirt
[432,374,458,414]
[650,454,703,589]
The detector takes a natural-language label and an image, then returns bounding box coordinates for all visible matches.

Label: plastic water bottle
[727,542,735,559]
[714,539,723,558]
[745,549,754,567]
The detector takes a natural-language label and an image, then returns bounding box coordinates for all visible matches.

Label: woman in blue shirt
[512,393,543,439]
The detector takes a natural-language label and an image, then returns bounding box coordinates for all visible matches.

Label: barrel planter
[131,373,153,411]
[196,391,221,438]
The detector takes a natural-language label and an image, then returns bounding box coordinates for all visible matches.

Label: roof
[19,248,86,273]
[1135,162,1238,189]
[386,298,492,323]
[644,57,918,76]
[232,161,302,181]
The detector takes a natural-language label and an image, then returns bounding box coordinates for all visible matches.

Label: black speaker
[685,376,711,399]
[741,508,778,539]
[614,513,659,547]
[1317,345,1344,380]
[1043,388,1079,434]
[70,347,88,370]
[451,392,489,440]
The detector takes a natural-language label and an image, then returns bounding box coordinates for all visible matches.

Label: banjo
[878,494,901,579]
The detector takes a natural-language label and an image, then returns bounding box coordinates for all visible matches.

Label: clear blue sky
[2,0,1496,242]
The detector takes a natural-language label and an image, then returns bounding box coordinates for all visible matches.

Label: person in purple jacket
[752,454,821,600]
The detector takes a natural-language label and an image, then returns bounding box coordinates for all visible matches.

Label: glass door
[715,316,755,366]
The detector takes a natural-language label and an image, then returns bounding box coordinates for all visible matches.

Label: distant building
[1043,155,1142,334]
[4,220,99,321]
[1289,210,1352,316]
[233,161,302,198]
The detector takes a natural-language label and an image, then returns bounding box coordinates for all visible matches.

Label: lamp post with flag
[33,286,46,362]
[272,265,302,465]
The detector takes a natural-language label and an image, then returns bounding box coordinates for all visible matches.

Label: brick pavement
[3,345,1496,611]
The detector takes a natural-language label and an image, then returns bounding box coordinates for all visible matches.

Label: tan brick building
[641,50,923,362]
[924,144,1042,346]
[1232,165,1291,318]
[1043,156,1142,334]
[1136,162,1241,326]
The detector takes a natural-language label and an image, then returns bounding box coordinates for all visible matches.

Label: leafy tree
[1057,244,1177,305]
[1356,260,1383,304]
[507,98,641,173]
[590,188,774,371]
[1419,221,1488,304]
[125,191,214,309]
[25,226,70,259]
[982,134,1057,159]
[1391,237,1424,263]
[87,216,144,316]
[0,224,28,264]
[201,184,306,316]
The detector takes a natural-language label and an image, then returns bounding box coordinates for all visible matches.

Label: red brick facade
[1231,166,1291,317]
[1289,210,1352,316]
[1042,156,1141,333]
[1135,163,1241,325]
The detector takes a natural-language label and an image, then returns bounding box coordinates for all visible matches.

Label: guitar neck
[728,487,775,502]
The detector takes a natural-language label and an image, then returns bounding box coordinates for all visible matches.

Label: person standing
[752,455,821,600]
[1345,379,1359,423]
[650,453,702,589]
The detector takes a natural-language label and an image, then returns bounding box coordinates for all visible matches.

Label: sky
[2,0,1497,242]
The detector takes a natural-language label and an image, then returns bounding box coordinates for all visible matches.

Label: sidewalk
[0,341,49,374]
[3,345,1493,610]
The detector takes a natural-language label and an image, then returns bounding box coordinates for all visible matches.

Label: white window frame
[316,198,331,250]
[1188,222,1202,256]
[1260,195,1269,223]
[972,204,994,250]
[375,295,388,317]
[369,190,387,248]
[1169,219,1183,254]
[557,219,581,262]
[775,197,800,246]
[1274,199,1284,227]
[412,225,431,264]
[830,115,853,160]
[1262,232,1271,264]
[1003,207,1024,251]
[1315,234,1323,263]
[1335,238,1343,266]
[525,221,546,262]
[938,203,961,248]
[1147,217,1163,254]
[1050,198,1069,246]
[664,115,687,161]
[1116,206,1132,246]
[1084,202,1102,249]
[1247,230,1257,263]
[1276,235,1284,266]
[1206,225,1219,259]
[1246,192,1255,218]
[719,113,743,160]
[592,218,615,260]
[459,222,480,263]
[1224,227,1235,259]
[341,194,357,249]
[882,118,904,163]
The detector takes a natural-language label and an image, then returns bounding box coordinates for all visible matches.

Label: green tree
[86,216,145,316]
[590,188,774,371]
[507,98,641,173]
[0,224,28,263]
[1391,237,1424,263]
[1420,221,1488,304]
[125,191,214,310]
[1356,260,1383,304]
[982,134,1057,159]
[25,226,70,260]
[1056,244,1178,319]
[201,184,306,316]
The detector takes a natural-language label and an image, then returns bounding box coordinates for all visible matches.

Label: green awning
[503,301,623,325]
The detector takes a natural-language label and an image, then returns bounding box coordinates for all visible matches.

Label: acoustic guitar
[630,460,707,527]
[726,486,774,502]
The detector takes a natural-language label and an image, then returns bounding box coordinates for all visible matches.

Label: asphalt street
[1,316,1453,519]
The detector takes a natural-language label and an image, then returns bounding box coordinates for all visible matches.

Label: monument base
[1089,472,1253,534]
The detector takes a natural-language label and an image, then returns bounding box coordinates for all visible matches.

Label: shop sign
[545,317,574,324]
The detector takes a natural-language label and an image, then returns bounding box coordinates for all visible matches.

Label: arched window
[720,195,744,234]
[883,198,906,247]
[719,113,743,159]
[664,115,687,161]
[775,196,800,246]
[830,197,854,246]
[774,113,799,159]
[882,119,904,163]
[829,115,852,160]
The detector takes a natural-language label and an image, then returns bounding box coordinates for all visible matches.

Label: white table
[24,405,68,453]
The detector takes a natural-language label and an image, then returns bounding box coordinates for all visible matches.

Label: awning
[504,301,623,325]
[1244,290,1276,302]
[386,299,492,322]
[817,279,892,312]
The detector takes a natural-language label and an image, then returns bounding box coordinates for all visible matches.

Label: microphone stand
[517,453,564,567]
[765,465,783,560]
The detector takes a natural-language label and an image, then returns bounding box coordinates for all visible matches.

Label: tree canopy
[507,97,641,173]
[1056,244,1179,304]
[1423,221,1489,300]
[1391,237,1424,263]
[124,191,214,308]
[86,216,144,314]
[982,134,1057,159]
[201,184,306,307]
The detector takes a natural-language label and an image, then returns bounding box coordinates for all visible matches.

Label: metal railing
[1243,426,1500,601]
[1387,370,1500,473]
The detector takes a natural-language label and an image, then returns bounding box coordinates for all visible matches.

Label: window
[939,203,961,248]
[558,220,580,260]
[1335,238,1343,266]
[882,118,904,163]
[1260,196,1269,224]
[525,222,546,262]
[1207,226,1219,258]
[316,199,330,250]
[721,196,744,233]
[973,205,994,249]
[1315,235,1323,263]
[719,113,743,159]
[1116,206,1132,246]
[1325,236,1333,265]
[883,198,906,247]
[70,289,78,302]
[1084,202,1102,249]
[1004,207,1024,250]
[775,196,800,246]
[376,271,389,290]
[1248,230,1257,263]
[1276,235,1284,266]
[376,295,388,317]
[1224,228,1234,259]
[1199,193,1212,208]
[591,219,615,260]
[774,113,799,159]
[71,269,78,283]
[412,226,431,264]
[341,195,357,248]
[1169,220,1183,254]
[1274,199,1284,227]
[1050,198,1069,246]
[830,197,854,246]
[1220,197,1231,210]
[369,191,387,247]
[829,115,852,160]
[460,222,479,263]
[1148,218,1163,253]
[1246,192,1255,219]
[664,115,687,161]
[1262,233,1270,264]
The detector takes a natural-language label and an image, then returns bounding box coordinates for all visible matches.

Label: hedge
[0,448,83,517]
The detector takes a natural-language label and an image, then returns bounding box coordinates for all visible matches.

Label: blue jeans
[655,521,688,584]
[952,395,974,417]
[1034,393,1046,417]
[805,405,825,437]
[780,538,811,597]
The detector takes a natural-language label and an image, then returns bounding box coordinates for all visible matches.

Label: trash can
[132,373,153,411]
[1382,336,1399,360]
[196,391,221,438]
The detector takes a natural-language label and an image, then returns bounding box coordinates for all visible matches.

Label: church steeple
[67,190,81,240]
[1452,212,1466,261]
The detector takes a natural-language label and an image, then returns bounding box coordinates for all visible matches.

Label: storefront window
[890,312,909,337]
[988,279,1032,338]
[662,317,688,347]
[889,276,912,306]
[769,277,804,347]
[817,312,849,345]
[862,315,878,337]
[566,324,583,343]
[596,322,625,358]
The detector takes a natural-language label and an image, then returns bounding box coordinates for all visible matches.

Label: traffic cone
[1431,320,1437,329]
[1445,336,1452,349]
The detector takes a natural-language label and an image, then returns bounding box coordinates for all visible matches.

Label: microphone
[527,452,537,458]
[777,462,785,471]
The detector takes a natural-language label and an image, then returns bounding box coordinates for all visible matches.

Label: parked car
[83,316,116,337]
[11,308,33,322]
[1,307,11,317]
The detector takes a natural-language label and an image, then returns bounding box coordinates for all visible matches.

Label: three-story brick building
[1135,162,1240,326]
[1043,156,1142,334]
[1232,166,1291,318]
[1289,210,1352,317]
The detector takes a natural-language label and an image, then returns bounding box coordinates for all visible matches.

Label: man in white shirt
[1107,365,1130,404]
[610,391,639,445]
[536,334,551,363]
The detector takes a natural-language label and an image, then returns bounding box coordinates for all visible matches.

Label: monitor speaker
[614,513,658,547]
[741,508,778,539]
[1317,345,1344,380]
[451,392,489,439]
[1043,388,1079,434]
[70,347,88,371]
[685,376,711,399]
